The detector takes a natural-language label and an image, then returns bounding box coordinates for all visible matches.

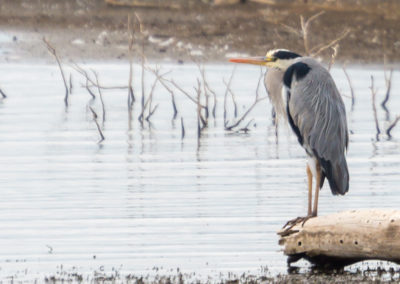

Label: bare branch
[328,44,339,71]
[92,70,106,123]
[386,115,400,139]
[223,78,238,118]
[147,67,178,119]
[310,29,350,56]
[300,11,325,55]
[381,69,393,110]
[0,88,7,98]
[69,73,73,94]
[127,14,135,108]
[138,69,159,123]
[43,37,69,106]
[180,117,185,140]
[89,107,105,143]
[194,78,207,128]
[342,64,355,110]
[223,67,236,127]
[370,75,380,140]
[225,68,267,131]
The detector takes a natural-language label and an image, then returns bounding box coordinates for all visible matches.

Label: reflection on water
[0,63,399,281]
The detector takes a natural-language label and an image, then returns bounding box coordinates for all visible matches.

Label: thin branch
[310,29,350,56]
[85,78,96,100]
[328,44,339,71]
[194,78,207,128]
[92,70,106,123]
[342,65,355,110]
[223,78,238,118]
[127,14,135,108]
[69,73,73,94]
[225,68,267,131]
[300,11,325,55]
[180,117,185,140]
[147,67,178,119]
[0,88,7,98]
[167,79,206,108]
[139,70,159,123]
[381,69,393,111]
[43,37,69,106]
[89,107,105,143]
[370,75,380,140]
[223,67,236,127]
[386,115,400,139]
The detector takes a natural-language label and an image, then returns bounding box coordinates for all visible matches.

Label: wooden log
[278,209,400,268]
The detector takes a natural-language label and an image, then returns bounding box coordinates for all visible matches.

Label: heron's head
[229,49,301,70]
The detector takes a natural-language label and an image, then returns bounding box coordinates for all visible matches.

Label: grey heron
[229,49,349,220]
[264,50,302,127]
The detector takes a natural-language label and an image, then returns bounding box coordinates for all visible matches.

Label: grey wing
[287,64,349,195]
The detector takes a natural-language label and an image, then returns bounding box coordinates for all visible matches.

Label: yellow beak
[229,56,271,66]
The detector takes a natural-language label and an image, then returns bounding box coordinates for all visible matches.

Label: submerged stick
[148,67,178,119]
[370,75,380,140]
[92,71,106,123]
[386,115,400,139]
[180,117,185,140]
[223,67,236,127]
[127,14,136,108]
[43,37,69,107]
[69,73,73,94]
[0,88,7,98]
[342,65,355,110]
[89,107,105,143]
[381,69,393,114]
[225,68,267,131]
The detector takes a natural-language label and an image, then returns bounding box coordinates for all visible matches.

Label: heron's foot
[282,214,316,230]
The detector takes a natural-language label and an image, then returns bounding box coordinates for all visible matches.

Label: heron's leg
[306,164,313,216]
[312,161,321,217]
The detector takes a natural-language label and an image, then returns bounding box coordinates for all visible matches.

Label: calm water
[0,62,399,281]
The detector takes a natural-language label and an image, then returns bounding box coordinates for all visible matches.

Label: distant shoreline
[0,0,399,64]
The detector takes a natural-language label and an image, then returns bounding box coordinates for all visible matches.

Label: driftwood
[278,209,400,268]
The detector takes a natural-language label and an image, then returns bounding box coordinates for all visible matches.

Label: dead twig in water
[223,78,239,118]
[370,75,380,140]
[43,37,69,106]
[342,64,355,110]
[194,78,207,128]
[180,117,185,140]
[0,87,7,98]
[138,69,160,124]
[225,68,267,131]
[127,15,136,108]
[223,67,236,128]
[69,73,73,94]
[167,79,207,108]
[381,69,393,114]
[147,67,178,120]
[386,115,400,139]
[85,78,96,100]
[195,79,202,140]
[92,70,106,123]
[89,107,105,143]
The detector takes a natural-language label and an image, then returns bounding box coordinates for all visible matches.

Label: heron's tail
[320,155,349,195]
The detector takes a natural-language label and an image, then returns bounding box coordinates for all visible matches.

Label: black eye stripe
[274,50,301,60]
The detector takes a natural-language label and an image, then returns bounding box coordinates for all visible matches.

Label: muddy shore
[0,0,400,64]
